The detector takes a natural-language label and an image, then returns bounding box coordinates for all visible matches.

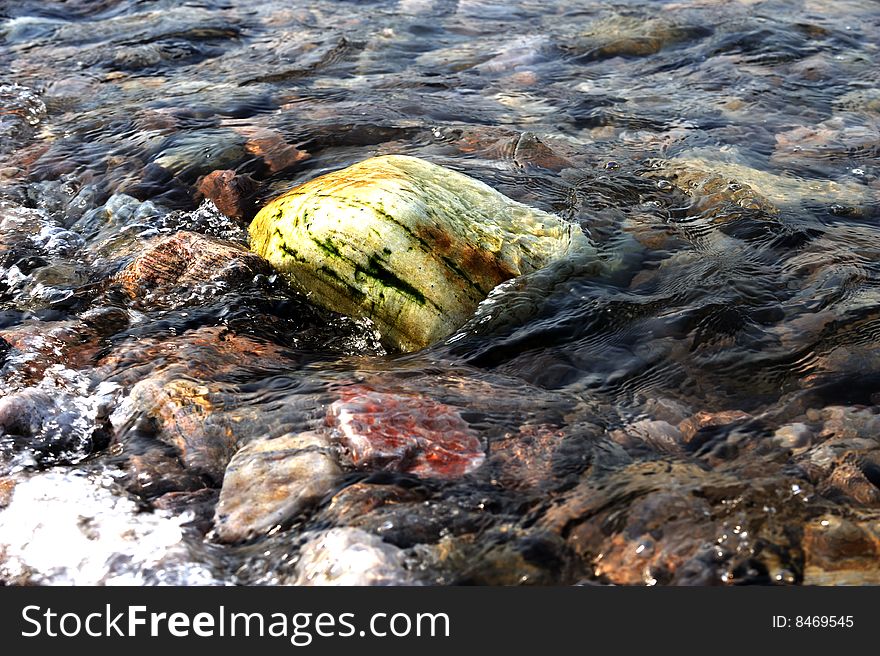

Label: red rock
[326,385,484,479]
[195,169,258,220]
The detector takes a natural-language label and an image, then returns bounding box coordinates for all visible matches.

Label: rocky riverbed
[1,0,880,585]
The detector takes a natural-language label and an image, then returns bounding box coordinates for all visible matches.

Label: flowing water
[1,0,880,585]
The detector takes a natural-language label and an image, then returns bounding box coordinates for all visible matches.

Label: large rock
[249,155,591,352]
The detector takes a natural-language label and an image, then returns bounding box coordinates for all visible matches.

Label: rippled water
[2,0,880,585]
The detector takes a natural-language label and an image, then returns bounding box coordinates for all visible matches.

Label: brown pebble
[678,410,751,443]
[245,137,310,173]
[195,169,258,220]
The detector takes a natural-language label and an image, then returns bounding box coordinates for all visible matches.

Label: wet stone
[568,16,711,62]
[249,154,591,352]
[0,382,115,467]
[816,451,880,508]
[323,482,426,527]
[96,326,294,387]
[327,384,485,480]
[610,419,684,455]
[431,529,571,585]
[239,128,310,174]
[0,84,46,156]
[213,431,342,543]
[196,169,258,221]
[641,396,692,425]
[773,423,814,449]
[124,376,241,484]
[802,515,880,585]
[678,409,752,444]
[540,461,806,585]
[116,230,272,308]
[486,424,568,491]
[152,129,248,182]
[817,406,880,440]
[291,527,418,586]
[0,320,99,385]
[324,492,490,549]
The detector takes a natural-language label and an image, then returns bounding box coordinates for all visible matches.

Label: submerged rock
[124,376,240,484]
[540,460,807,585]
[802,515,880,585]
[650,156,871,209]
[569,16,711,61]
[249,154,591,352]
[292,527,417,586]
[0,320,99,385]
[152,129,248,183]
[97,326,293,387]
[116,230,271,308]
[196,169,258,221]
[327,384,485,479]
[237,127,310,174]
[0,365,118,469]
[213,431,342,543]
[0,84,45,157]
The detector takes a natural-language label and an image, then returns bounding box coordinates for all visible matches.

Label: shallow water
[1,0,880,585]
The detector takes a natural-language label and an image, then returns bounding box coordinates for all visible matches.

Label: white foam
[0,471,221,585]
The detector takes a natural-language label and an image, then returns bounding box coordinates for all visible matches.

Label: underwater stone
[116,231,271,308]
[292,527,417,586]
[249,154,591,352]
[196,169,258,221]
[125,376,239,484]
[213,431,342,543]
[327,384,485,479]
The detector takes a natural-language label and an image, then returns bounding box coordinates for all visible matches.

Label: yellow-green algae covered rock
[249,154,591,352]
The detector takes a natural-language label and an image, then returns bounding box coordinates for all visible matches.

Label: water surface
[1,0,880,585]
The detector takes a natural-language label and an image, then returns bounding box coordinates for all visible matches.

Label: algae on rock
[249,154,591,352]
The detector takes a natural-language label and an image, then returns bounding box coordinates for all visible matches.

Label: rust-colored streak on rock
[415,223,516,294]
